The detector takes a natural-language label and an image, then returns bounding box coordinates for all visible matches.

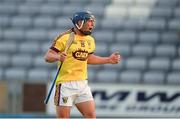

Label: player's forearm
[87,54,110,64]
[44,49,59,63]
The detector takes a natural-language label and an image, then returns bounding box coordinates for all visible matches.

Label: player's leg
[75,100,96,118]
[54,83,74,118]
[74,80,96,118]
[56,106,71,118]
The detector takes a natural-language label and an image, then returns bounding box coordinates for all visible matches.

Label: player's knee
[83,111,96,118]
[57,113,70,118]
[56,107,71,118]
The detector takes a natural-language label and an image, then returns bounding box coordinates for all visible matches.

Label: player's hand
[58,52,67,62]
[108,51,120,64]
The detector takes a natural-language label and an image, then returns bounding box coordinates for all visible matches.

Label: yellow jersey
[50,30,95,84]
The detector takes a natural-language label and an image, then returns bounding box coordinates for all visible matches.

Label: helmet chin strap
[75,20,84,30]
[75,20,92,35]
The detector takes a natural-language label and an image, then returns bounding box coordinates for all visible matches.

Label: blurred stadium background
[0,0,180,118]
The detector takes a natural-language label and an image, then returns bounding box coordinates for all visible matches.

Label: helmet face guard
[71,11,95,35]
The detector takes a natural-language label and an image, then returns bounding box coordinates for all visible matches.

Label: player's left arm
[87,52,120,64]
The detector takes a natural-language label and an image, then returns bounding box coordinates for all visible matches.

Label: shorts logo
[62,97,68,103]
